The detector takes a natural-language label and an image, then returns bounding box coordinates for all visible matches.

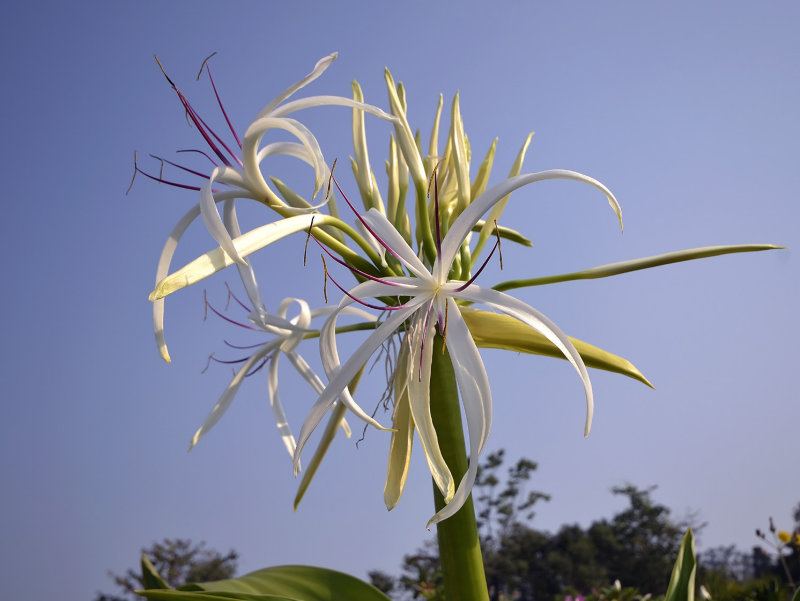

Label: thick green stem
[429,335,489,601]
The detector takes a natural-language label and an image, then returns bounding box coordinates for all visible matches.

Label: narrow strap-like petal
[454,284,594,436]
[437,170,622,279]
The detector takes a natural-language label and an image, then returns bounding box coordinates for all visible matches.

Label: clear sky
[1,2,797,600]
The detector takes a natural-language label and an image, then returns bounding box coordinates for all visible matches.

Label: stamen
[454,237,501,293]
[150,153,210,180]
[196,52,218,80]
[326,158,337,201]
[125,151,139,195]
[321,253,328,303]
[199,52,243,150]
[311,234,409,288]
[303,215,316,266]
[204,293,258,330]
[223,340,265,350]
[176,148,219,167]
[325,268,408,311]
[428,159,445,258]
[494,219,503,270]
[224,282,252,313]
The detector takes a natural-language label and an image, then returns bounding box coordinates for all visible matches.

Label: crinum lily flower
[138,53,398,362]
[194,290,377,471]
[293,170,623,527]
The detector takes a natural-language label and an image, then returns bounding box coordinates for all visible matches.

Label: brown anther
[494,219,503,270]
[326,158,338,200]
[153,55,176,88]
[303,215,316,266]
[125,151,138,195]
[427,158,445,198]
[321,254,329,303]
[441,300,450,352]
[197,52,218,80]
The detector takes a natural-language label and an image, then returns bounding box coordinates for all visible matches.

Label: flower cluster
[141,53,778,526]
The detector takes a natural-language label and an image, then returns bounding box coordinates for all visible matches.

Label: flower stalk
[429,334,489,601]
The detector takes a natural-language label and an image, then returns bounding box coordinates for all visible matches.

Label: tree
[94,539,238,601]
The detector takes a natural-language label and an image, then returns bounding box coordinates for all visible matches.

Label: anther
[303,216,316,266]
[153,55,176,88]
[326,158,338,200]
[125,151,138,195]
[197,52,218,80]
[494,219,503,270]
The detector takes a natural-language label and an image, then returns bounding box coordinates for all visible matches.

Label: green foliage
[95,539,238,601]
[138,565,392,601]
[664,530,696,601]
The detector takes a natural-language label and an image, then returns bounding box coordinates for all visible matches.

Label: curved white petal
[454,284,593,436]
[257,53,338,119]
[437,170,623,278]
[271,96,398,125]
[362,209,431,279]
[223,199,267,315]
[407,314,455,502]
[427,298,491,526]
[150,214,336,301]
[189,341,279,450]
[242,117,328,200]
[293,298,427,475]
[267,352,298,461]
[200,167,247,265]
[153,191,252,362]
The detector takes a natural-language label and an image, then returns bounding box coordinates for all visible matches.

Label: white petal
[407,313,455,502]
[242,116,327,200]
[293,299,427,474]
[362,209,431,280]
[189,341,278,449]
[257,53,338,119]
[271,96,398,125]
[150,214,336,301]
[427,299,491,526]
[200,167,247,265]
[454,284,593,436]
[437,170,623,277]
[153,192,251,362]
[267,352,298,461]
[223,199,267,315]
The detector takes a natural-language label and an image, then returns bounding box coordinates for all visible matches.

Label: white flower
[293,170,622,526]
[191,293,377,471]
[141,53,398,361]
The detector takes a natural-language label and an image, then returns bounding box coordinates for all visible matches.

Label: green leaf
[139,591,295,601]
[141,555,170,591]
[179,565,391,601]
[471,220,532,247]
[664,529,697,601]
[494,244,784,292]
[792,584,800,601]
[461,307,653,388]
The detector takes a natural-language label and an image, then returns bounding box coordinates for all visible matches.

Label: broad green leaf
[139,591,295,601]
[665,529,697,601]
[179,565,391,601]
[141,555,170,591]
[461,307,653,388]
[494,244,784,292]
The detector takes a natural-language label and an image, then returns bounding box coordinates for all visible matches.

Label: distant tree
[368,570,396,595]
[94,539,238,601]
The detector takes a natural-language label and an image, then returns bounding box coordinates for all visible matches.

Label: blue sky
[1,2,798,600]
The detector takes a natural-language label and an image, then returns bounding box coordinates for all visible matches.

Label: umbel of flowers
[139,53,779,601]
